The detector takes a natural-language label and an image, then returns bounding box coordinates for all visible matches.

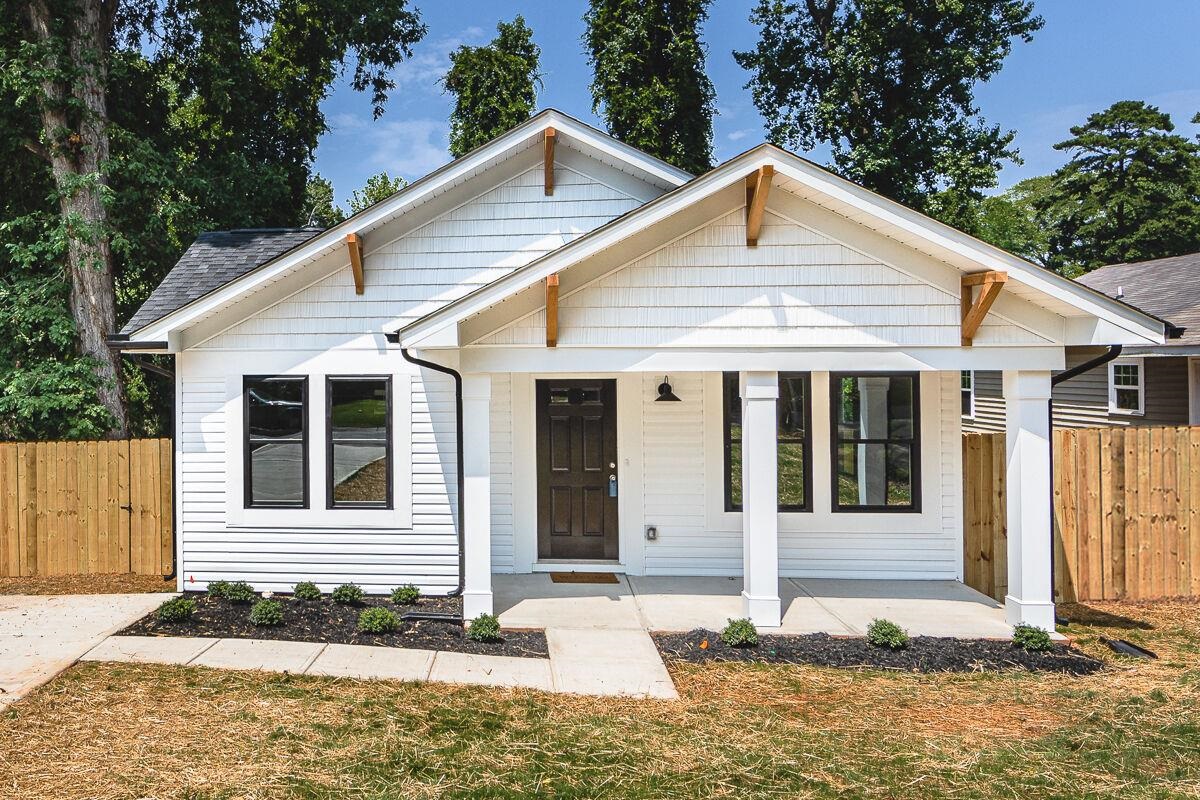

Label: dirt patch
[119,590,549,658]
[0,573,174,595]
[653,629,1103,674]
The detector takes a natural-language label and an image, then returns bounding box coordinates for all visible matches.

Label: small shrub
[721,618,759,648]
[1012,623,1053,652]
[249,599,284,626]
[391,584,420,605]
[466,613,502,642]
[358,607,399,634]
[331,583,364,605]
[293,581,321,601]
[206,580,230,599]
[222,581,257,604]
[866,618,910,650]
[157,597,196,623]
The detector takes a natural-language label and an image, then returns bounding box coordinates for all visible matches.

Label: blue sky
[313,0,1200,206]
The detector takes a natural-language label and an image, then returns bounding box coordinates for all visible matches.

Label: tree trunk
[26,0,129,438]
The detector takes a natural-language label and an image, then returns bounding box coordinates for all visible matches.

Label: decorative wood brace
[745,164,774,246]
[346,233,364,295]
[544,127,557,196]
[960,271,1007,346]
[545,273,559,347]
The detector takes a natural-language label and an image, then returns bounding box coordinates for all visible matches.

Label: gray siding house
[964,253,1198,431]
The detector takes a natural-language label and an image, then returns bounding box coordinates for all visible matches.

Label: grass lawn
[2,600,1199,799]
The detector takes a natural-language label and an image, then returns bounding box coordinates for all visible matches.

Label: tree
[304,174,346,228]
[1032,101,1200,272]
[348,172,407,214]
[584,0,716,174]
[735,0,1042,225]
[970,177,1054,268]
[443,17,541,158]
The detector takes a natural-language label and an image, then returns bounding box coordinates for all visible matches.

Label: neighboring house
[112,110,1164,630]
[964,253,1196,431]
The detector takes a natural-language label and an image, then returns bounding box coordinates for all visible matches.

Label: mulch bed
[120,591,548,658]
[0,574,175,596]
[653,630,1104,675]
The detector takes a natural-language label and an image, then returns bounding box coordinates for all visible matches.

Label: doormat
[550,572,620,584]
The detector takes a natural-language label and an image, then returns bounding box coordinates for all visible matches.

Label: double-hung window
[831,373,920,512]
[1108,359,1144,415]
[960,370,975,418]
[723,372,812,512]
[244,376,308,508]
[327,377,393,509]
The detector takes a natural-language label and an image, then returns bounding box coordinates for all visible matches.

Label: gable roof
[1077,252,1199,346]
[121,228,322,334]
[117,109,692,342]
[399,143,1166,349]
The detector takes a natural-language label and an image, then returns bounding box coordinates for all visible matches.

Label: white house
[112,110,1165,630]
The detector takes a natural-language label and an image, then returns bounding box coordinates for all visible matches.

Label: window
[723,372,812,512]
[831,373,919,512]
[327,377,392,508]
[1109,359,1144,414]
[961,371,975,418]
[244,376,308,508]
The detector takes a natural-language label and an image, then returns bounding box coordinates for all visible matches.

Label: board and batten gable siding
[473,208,1052,349]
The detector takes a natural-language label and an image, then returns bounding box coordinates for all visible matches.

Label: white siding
[476,209,1049,348]
[490,373,514,572]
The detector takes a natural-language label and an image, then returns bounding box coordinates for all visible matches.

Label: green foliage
[466,613,502,642]
[303,174,346,228]
[206,580,231,599]
[357,606,399,634]
[736,0,1042,220]
[332,583,365,605]
[156,597,197,623]
[391,584,420,605]
[866,618,909,650]
[969,177,1055,267]
[444,17,541,158]
[222,581,258,604]
[584,0,715,174]
[348,172,407,214]
[721,618,759,647]
[249,599,284,627]
[1012,623,1053,652]
[293,581,322,601]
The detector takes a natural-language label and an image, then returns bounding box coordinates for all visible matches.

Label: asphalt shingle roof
[1076,252,1200,346]
[121,228,323,334]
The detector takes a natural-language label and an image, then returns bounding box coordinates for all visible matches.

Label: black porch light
[655,375,681,402]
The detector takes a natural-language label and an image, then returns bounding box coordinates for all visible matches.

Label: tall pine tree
[584,0,715,174]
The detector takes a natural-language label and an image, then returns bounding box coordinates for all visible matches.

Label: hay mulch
[0,573,174,595]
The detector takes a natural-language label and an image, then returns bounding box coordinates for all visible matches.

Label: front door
[536,379,619,560]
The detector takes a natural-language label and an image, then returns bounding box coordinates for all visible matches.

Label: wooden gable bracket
[960,271,1008,346]
[545,273,559,347]
[544,127,557,196]
[745,164,775,246]
[345,233,365,295]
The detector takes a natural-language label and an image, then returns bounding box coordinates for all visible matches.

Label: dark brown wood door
[536,379,618,560]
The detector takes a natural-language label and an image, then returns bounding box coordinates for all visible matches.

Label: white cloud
[726,128,754,142]
[338,117,452,181]
[390,27,488,93]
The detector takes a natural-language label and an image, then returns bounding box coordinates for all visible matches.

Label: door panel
[536,379,618,560]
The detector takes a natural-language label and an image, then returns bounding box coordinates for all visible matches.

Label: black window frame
[829,372,921,514]
[326,375,394,510]
[243,375,309,509]
[722,371,813,513]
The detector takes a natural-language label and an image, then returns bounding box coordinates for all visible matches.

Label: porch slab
[81,635,219,665]
[190,638,326,673]
[306,644,436,682]
[495,573,643,630]
[428,651,554,691]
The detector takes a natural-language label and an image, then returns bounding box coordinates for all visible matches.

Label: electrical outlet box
[645,525,657,541]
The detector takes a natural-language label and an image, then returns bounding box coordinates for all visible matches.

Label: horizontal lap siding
[490,374,515,572]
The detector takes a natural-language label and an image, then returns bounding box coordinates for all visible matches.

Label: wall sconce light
[655,376,681,402]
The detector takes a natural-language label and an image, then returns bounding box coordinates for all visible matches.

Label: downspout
[1047,344,1122,621]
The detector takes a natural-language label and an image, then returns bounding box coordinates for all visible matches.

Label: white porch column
[462,373,493,618]
[1002,370,1055,630]
[741,371,781,627]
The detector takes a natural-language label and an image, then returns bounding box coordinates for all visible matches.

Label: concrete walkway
[0,593,170,707]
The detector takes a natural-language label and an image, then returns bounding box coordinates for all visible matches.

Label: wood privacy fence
[0,438,172,577]
[964,426,1200,604]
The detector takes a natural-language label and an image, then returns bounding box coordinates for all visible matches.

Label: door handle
[608,474,618,497]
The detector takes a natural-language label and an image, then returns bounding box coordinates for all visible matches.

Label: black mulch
[653,630,1103,675]
[121,592,548,658]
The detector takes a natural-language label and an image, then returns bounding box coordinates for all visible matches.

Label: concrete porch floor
[495,575,1014,639]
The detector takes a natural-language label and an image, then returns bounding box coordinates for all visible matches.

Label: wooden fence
[964,426,1200,603]
[0,438,172,577]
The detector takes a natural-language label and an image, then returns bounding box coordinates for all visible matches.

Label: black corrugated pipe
[399,344,466,619]
[1047,345,1123,622]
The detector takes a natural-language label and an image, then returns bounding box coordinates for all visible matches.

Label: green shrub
[331,583,364,605]
[866,618,910,650]
[466,613,502,642]
[292,581,321,601]
[391,583,420,605]
[222,581,257,604]
[249,599,283,626]
[721,618,759,647]
[1012,624,1053,652]
[357,607,399,634]
[157,597,196,623]
[206,580,230,599]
